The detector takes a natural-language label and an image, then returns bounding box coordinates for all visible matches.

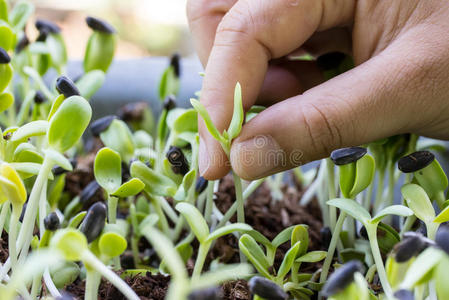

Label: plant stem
[85,269,101,300]
[319,211,346,284]
[204,180,214,224]
[43,268,61,298]
[326,159,337,230]
[320,211,346,283]
[30,274,41,299]
[400,215,416,237]
[0,202,10,235]
[9,204,21,272]
[82,251,140,300]
[373,170,385,213]
[108,195,118,223]
[233,172,244,224]
[434,190,446,209]
[192,242,211,278]
[39,180,48,237]
[366,225,393,298]
[16,156,53,256]
[426,222,439,240]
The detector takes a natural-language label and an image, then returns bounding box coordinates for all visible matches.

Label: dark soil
[0,232,8,262]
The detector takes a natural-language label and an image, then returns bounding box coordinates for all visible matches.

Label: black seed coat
[316,52,346,71]
[90,115,116,137]
[330,147,367,165]
[0,47,10,63]
[398,151,435,173]
[80,202,107,243]
[248,276,288,300]
[52,158,77,176]
[163,95,176,110]
[35,19,61,34]
[321,260,363,297]
[34,91,47,104]
[320,227,332,249]
[394,232,428,262]
[80,181,101,207]
[170,53,181,77]
[44,212,60,231]
[195,176,208,194]
[86,16,116,34]
[394,289,415,300]
[436,226,449,256]
[56,76,80,98]
[15,35,29,53]
[166,146,189,175]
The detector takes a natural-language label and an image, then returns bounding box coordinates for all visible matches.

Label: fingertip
[199,135,231,180]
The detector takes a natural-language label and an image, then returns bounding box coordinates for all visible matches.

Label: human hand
[187,0,449,180]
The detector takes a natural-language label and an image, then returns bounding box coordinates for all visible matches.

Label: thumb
[229,43,430,180]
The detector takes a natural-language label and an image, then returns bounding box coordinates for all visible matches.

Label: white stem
[44,268,61,298]
[0,202,9,234]
[82,251,139,300]
[39,180,48,237]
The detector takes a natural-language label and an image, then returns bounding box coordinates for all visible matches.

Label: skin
[187,0,449,180]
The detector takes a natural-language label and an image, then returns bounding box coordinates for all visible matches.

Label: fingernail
[231,135,285,179]
[199,137,210,176]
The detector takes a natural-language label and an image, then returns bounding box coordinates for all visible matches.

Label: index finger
[198,0,355,179]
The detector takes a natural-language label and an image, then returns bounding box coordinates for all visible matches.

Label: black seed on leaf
[44,212,60,231]
[398,151,435,173]
[19,203,27,222]
[56,292,76,300]
[330,147,367,165]
[436,226,449,256]
[35,19,61,34]
[170,53,181,77]
[52,158,77,176]
[187,287,222,300]
[80,201,107,243]
[90,115,116,137]
[316,52,346,71]
[394,232,429,262]
[248,276,288,300]
[34,91,47,104]
[86,16,116,34]
[321,260,363,297]
[163,95,176,111]
[56,76,80,98]
[0,47,11,64]
[80,181,102,207]
[36,28,49,42]
[394,289,415,300]
[166,146,189,175]
[15,34,29,53]
[195,176,208,194]
[117,102,147,122]
[320,227,332,249]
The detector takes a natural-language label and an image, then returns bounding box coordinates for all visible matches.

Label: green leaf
[76,69,105,99]
[50,228,88,261]
[46,34,67,68]
[414,159,448,199]
[239,234,271,278]
[158,66,179,100]
[338,163,356,199]
[291,225,309,256]
[0,63,13,92]
[168,108,198,133]
[99,119,135,162]
[130,161,177,197]
[174,169,196,201]
[401,183,435,223]
[8,1,34,31]
[13,143,43,164]
[350,154,375,198]
[436,257,449,300]
[94,147,122,194]
[111,178,145,198]
[47,96,92,152]
[0,91,13,113]
[227,82,244,140]
[47,94,65,121]
[0,21,14,51]
[190,98,223,143]
[0,0,7,21]
[9,162,54,180]
[84,31,116,73]
[206,223,252,243]
[11,120,48,142]
[400,247,443,289]
[272,226,296,248]
[327,198,371,225]
[296,251,327,263]
[44,149,73,171]
[371,205,413,224]
[277,241,300,280]
[99,232,127,258]
[435,204,449,223]
[176,202,209,243]
[138,214,159,234]
[68,211,87,228]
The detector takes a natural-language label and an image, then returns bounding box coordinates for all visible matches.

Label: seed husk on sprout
[56,76,80,98]
[187,286,222,300]
[90,115,116,137]
[398,151,435,173]
[86,16,116,34]
[0,47,11,63]
[330,147,367,165]
[321,260,363,297]
[80,201,107,243]
[44,212,60,231]
[248,276,288,300]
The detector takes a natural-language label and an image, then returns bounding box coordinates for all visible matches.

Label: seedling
[84,16,116,72]
[248,276,288,300]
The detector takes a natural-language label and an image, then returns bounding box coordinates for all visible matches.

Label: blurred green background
[27,0,193,58]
